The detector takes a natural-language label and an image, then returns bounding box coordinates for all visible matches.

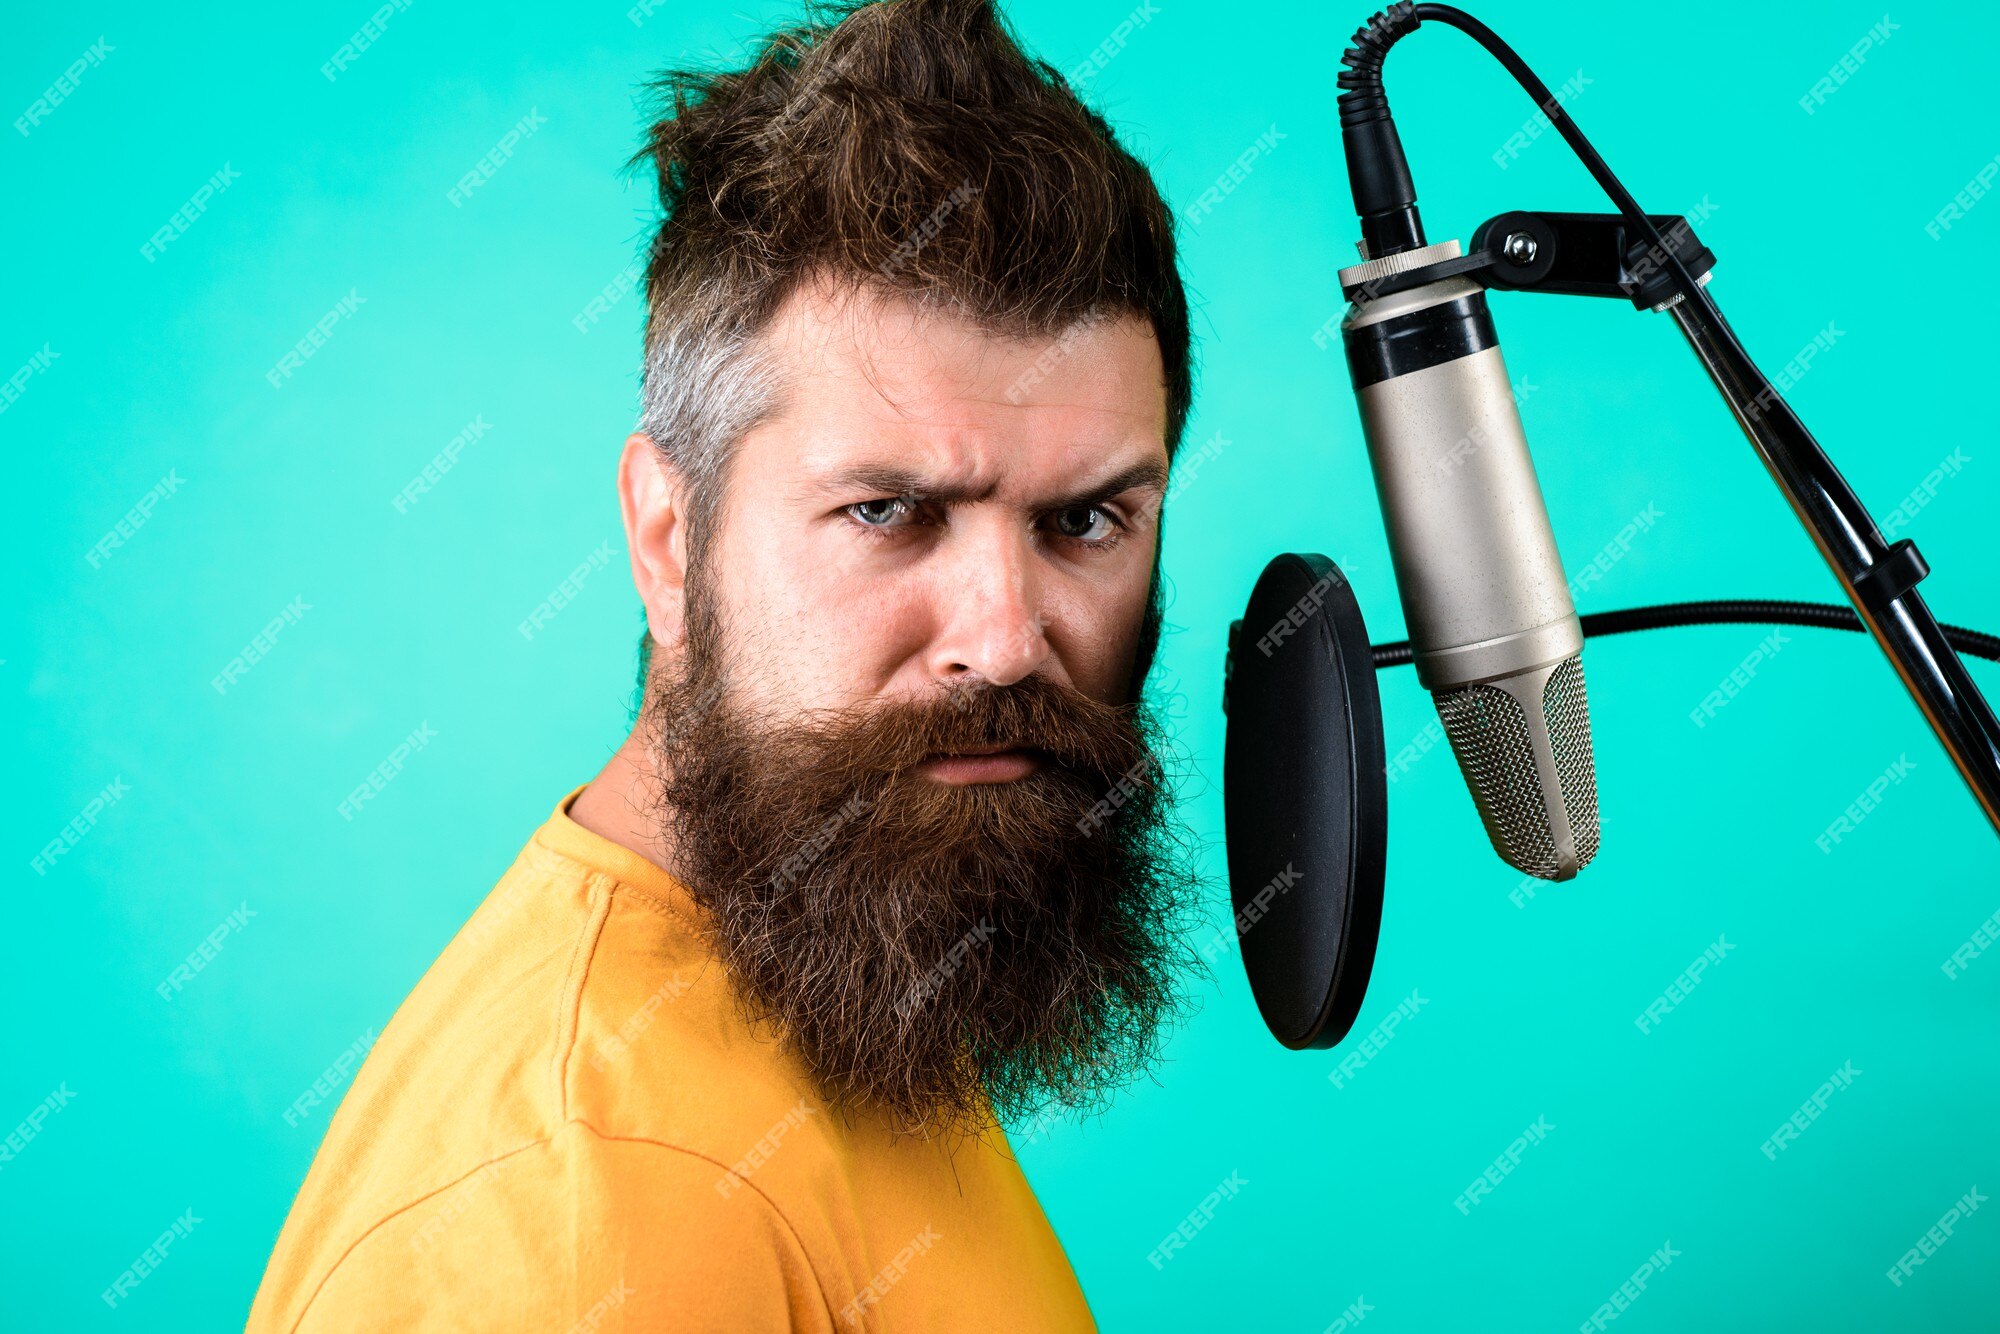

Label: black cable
[1369,600,2000,670]
[1408,6,1669,254]
[1375,4,1693,302]
[1337,4,1707,300]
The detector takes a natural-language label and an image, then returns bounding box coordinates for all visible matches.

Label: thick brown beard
[641,595,1207,1139]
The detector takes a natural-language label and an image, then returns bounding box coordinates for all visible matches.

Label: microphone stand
[1664,285,2000,831]
[1335,1,2000,837]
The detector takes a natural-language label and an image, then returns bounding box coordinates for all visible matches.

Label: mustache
[734,672,1156,791]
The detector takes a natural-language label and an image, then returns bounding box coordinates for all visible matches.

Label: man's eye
[847,497,915,528]
[1049,505,1116,542]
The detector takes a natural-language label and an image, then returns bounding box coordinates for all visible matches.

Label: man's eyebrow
[1061,457,1171,511]
[801,457,1170,510]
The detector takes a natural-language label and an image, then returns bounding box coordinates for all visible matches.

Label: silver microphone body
[1341,241,1600,879]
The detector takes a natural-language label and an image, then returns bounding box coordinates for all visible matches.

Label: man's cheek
[748,547,918,704]
[1049,560,1156,704]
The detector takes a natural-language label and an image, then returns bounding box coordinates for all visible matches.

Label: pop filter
[1223,553,1387,1049]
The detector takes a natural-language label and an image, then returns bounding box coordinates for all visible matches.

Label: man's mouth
[916,744,1045,785]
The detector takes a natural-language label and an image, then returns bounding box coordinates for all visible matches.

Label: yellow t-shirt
[246,789,1097,1332]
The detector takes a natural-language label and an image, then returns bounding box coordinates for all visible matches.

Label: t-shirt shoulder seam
[566,1116,819,1250]
[553,875,616,1120]
[565,1118,840,1327]
[280,1137,555,1334]
[281,1123,835,1334]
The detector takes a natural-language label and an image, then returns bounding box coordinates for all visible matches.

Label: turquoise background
[7,0,2000,1328]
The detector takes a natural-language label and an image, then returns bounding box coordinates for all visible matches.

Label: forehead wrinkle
[789,428,1003,506]
[763,284,1168,508]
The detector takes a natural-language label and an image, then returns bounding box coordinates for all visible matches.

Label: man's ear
[617,432,690,649]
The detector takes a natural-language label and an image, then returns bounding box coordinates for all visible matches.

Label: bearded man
[248,0,1207,1328]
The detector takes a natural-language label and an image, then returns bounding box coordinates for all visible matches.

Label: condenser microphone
[1330,4,1598,880]
[1339,242,1599,880]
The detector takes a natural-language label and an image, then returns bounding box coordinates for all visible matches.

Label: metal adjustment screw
[1501,231,1538,265]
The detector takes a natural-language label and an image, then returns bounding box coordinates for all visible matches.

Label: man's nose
[925,528,1052,688]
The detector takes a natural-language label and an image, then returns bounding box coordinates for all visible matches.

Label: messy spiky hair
[631,0,1191,555]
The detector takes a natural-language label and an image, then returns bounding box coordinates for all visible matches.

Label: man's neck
[568,728,680,876]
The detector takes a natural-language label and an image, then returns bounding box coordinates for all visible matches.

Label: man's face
[705,280,1169,728]
[626,280,1201,1137]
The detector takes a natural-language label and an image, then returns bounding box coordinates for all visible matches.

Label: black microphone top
[1336,3,1427,257]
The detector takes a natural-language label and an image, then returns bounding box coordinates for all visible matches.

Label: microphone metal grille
[1433,655,1600,880]
[1543,656,1601,868]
